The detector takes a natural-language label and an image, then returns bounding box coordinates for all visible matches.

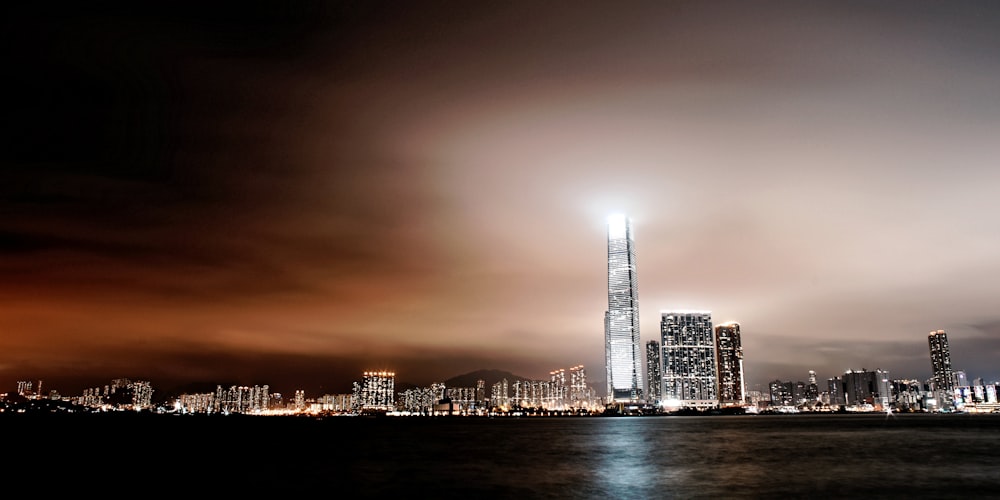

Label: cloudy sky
[3,1,1000,397]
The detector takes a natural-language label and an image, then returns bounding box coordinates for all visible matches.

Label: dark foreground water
[12,412,1000,498]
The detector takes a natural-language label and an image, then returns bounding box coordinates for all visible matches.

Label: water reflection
[19,413,1000,497]
[227,413,1000,497]
[524,414,1000,498]
[589,418,665,498]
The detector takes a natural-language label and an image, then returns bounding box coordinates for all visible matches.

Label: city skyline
[4,2,1000,397]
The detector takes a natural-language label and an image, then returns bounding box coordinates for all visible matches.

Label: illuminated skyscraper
[928,330,955,392]
[605,214,643,403]
[646,339,662,403]
[714,322,745,406]
[661,310,717,410]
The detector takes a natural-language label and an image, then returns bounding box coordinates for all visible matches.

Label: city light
[606,213,627,239]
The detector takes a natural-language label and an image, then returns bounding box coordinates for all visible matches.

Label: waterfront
[14,412,1000,498]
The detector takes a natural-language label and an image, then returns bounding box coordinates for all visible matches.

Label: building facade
[605,214,644,403]
[661,310,718,410]
[714,321,745,406]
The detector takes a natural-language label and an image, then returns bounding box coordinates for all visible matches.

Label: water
[13,412,1000,498]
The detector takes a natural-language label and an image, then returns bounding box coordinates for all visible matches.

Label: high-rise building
[714,322,745,406]
[568,365,591,409]
[769,379,794,407]
[605,214,643,403]
[840,368,892,410]
[805,370,819,402]
[928,330,955,392]
[356,371,395,412]
[661,310,718,410]
[646,340,662,403]
[953,370,968,389]
[827,377,844,406]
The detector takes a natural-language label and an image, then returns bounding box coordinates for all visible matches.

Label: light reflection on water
[340,414,1000,499]
[592,419,660,498]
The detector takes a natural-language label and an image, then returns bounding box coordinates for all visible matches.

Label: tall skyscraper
[661,310,717,410]
[646,339,662,403]
[605,214,643,403]
[714,322,745,406]
[928,330,955,392]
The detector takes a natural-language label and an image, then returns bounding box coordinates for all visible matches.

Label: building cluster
[603,213,996,414]
[639,312,747,411]
[765,368,1000,414]
[605,214,749,411]
[487,365,596,414]
[12,378,154,412]
[761,330,1000,413]
[362,365,598,416]
[174,384,278,414]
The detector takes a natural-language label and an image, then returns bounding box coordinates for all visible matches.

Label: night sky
[4,1,1000,398]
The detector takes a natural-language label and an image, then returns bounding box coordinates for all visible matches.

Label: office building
[714,321,745,406]
[605,214,644,403]
[661,310,718,409]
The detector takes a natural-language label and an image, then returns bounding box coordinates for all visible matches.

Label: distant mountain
[157,381,235,399]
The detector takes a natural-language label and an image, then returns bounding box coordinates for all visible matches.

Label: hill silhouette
[443,369,536,390]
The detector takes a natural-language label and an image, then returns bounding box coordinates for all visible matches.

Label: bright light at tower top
[607,213,628,239]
